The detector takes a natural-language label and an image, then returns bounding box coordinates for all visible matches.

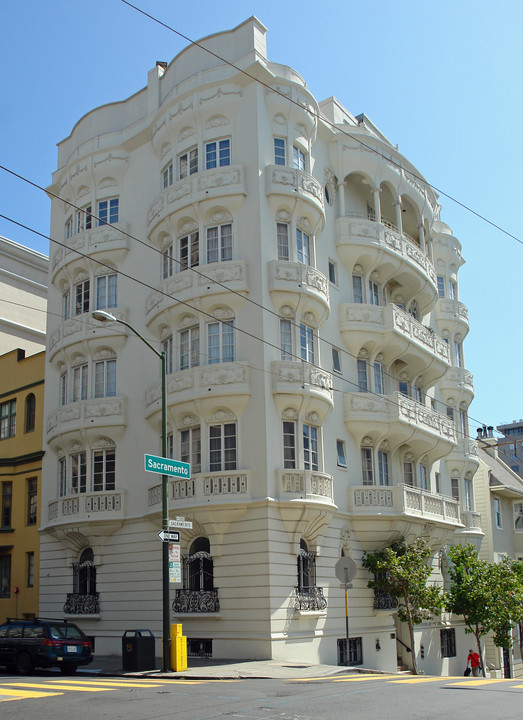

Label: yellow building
[0,348,45,620]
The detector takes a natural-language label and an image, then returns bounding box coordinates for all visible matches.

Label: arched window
[186,537,214,591]
[297,539,316,590]
[73,548,97,595]
[25,393,36,433]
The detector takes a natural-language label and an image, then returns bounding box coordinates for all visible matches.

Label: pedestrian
[467,649,481,677]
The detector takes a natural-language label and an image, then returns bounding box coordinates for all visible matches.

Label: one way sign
[158,530,180,542]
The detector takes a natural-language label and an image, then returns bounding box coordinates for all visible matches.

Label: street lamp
[91,310,171,671]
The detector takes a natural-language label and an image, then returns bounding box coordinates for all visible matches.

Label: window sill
[293,610,327,618]
[172,612,221,620]
[0,528,14,533]
[64,613,101,621]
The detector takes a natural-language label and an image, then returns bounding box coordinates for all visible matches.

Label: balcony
[275,469,335,505]
[339,303,451,385]
[51,223,131,281]
[348,484,462,548]
[268,260,330,323]
[47,490,125,528]
[438,367,474,405]
[147,470,251,510]
[272,361,333,418]
[335,216,437,312]
[344,391,457,459]
[434,298,469,338]
[293,586,327,613]
[454,510,484,547]
[265,165,325,226]
[445,437,480,475]
[373,589,398,611]
[145,260,249,327]
[46,397,127,444]
[48,308,130,362]
[63,592,100,615]
[147,164,247,233]
[172,588,220,614]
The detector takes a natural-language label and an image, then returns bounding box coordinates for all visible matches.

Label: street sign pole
[344,570,350,666]
[160,350,170,672]
[335,556,357,666]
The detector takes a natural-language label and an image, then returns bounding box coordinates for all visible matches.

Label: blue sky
[1,0,521,433]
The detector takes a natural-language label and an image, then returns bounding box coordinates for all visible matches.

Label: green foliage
[446,544,523,649]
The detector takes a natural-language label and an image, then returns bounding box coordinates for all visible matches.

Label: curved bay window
[172,537,219,613]
[63,548,100,615]
[294,539,327,612]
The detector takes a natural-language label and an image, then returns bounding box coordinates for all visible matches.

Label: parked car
[0,618,93,674]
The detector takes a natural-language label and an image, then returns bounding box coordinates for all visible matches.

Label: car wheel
[60,664,78,675]
[16,652,33,675]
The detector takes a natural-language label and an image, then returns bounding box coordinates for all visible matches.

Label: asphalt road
[1,671,523,720]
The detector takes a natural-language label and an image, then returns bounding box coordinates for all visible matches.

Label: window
[27,552,34,588]
[280,319,293,361]
[378,450,390,486]
[399,380,409,397]
[494,497,502,528]
[338,636,363,666]
[62,290,70,321]
[162,335,174,374]
[419,464,429,491]
[27,478,37,526]
[25,393,36,433]
[440,628,456,657]
[185,537,214,591]
[373,361,384,394]
[328,260,337,285]
[60,372,68,406]
[459,409,468,437]
[162,162,174,188]
[96,274,117,309]
[0,400,16,439]
[361,448,373,485]
[451,477,459,501]
[357,359,368,392]
[178,147,198,178]
[352,274,363,303]
[297,539,316,590]
[514,503,523,531]
[404,461,414,486]
[303,424,319,471]
[449,279,457,300]
[293,145,306,171]
[205,139,230,169]
[75,280,90,315]
[167,432,174,459]
[73,548,97,596]
[58,457,67,497]
[94,358,116,398]
[337,440,347,468]
[274,138,286,165]
[162,243,174,279]
[71,452,87,494]
[299,323,315,363]
[180,426,201,474]
[435,472,441,494]
[208,321,234,364]
[454,341,463,368]
[283,421,296,469]
[65,216,73,240]
[207,224,232,263]
[296,228,311,265]
[209,423,237,471]
[0,555,11,598]
[76,204,92,233]
[72,364,88,402]
[464,478,473,511]
[332,348,342,374]
[179,325,200,370]
[1,482,12,528]
[92,448,116,491]
[97,198,119,225]
[413,384,424,404]
[180,232,199,270]
[369,279,380,306]
[277,222,289,261]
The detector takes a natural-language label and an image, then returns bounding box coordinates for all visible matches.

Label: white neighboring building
[40,17,481,672]
[0,236,48,354]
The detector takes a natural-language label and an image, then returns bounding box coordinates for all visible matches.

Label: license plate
[66,645,78,653]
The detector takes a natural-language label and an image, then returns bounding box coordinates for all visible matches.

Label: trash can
[122,629,156,671]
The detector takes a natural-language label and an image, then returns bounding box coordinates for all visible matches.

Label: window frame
[277,222,289,261]
[209,422,237,472]
[440,628,456,658]
[179,325,200,370]
[205,139,231,170]
[361,447,373,485]
[178,147,198,179]
[208,320,235,365]
[0,400,16,440]
[274,137,286,165]
[1,482,13,528]
[25,393,36,433]
[179,231,200,271]
[97,197,119,226]
[74,279,90,316]
[303,423,319,471]
[180,425,202,474]
[72,363,88,402]
[96,273,117,310]
[336,439,347,468]
[206,223,232,263]
[26,477,37,526]
[92,448,116,492]
[93,358,117,398]
[283,421,296,469]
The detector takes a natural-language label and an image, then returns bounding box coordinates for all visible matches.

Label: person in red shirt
[467,649,482,677]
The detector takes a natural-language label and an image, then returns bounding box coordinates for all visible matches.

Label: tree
[446,544,523,677]
[362,538,444,674]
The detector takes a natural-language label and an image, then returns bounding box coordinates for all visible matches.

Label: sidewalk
[83,655,356,680]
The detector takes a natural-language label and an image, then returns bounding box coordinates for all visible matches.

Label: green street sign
[144,454,191,479]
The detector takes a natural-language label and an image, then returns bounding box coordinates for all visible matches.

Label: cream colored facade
[40,18,480,671]
[0,236,48,355]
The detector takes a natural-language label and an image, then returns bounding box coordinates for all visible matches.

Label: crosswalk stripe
[390,677,457,684]
[0,688,63,699]
[447,679,512,687]
[332,675,399,682]
[50,679,163,688]
[5,683,113,692]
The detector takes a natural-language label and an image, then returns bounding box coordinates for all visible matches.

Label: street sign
[144,454,191,479]
[335,556,357,584]
[158,530,180,542]
[169,517,193,529]
[169,543,181,584]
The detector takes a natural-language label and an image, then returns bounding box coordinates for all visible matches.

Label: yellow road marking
[291,673,396,683]
[447,678,512,687]
[6,682,112,692]
[50,679,163,688]
[0,688,63,699]
[390,677,456,684]
[332,674,400,682]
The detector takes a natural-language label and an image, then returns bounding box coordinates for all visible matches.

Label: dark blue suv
[0,618,93,674]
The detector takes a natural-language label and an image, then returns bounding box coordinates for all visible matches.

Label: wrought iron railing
[373,588,399,610]
[172,588,220,613]
[294,586,327,612]
[63,592,100,614]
